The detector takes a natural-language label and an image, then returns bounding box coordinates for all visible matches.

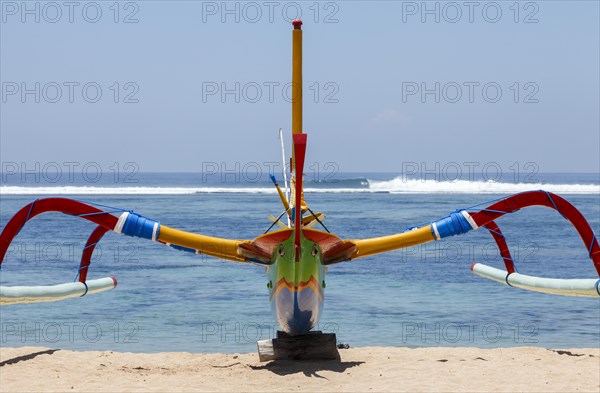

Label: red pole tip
[292,19,303,29]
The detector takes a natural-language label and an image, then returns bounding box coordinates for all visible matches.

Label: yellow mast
[290,19,307,213]
[291,19,303,163]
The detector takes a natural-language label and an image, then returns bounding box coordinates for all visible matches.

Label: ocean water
[0,173,599,353]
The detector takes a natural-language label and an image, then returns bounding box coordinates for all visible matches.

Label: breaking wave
[367,178,600,194]
[1,178,598,195]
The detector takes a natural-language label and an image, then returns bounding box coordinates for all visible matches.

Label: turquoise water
[0,174,599,353]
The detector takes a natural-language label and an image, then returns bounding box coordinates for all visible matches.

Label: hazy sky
[1,1,599,174]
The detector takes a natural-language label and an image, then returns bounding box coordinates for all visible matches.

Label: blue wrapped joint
[431,210,476,240]
[119,212,160,241]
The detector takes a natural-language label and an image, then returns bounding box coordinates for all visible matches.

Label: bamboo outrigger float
[1,22,599,342]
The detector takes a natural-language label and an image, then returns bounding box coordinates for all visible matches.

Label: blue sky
[1,1,599,173]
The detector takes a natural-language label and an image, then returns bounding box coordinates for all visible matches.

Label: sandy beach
[1,346,598,392]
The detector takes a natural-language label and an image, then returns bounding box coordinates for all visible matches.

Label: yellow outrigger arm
[348,225,436,259]
[109,211,256,263]
[157,225,250,262]
[343,208,479,260]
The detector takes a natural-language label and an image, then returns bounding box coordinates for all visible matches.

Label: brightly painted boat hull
[268,232,326,335]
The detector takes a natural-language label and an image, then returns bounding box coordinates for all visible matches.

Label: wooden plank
[257,331,340,361]
[257,339,275,362]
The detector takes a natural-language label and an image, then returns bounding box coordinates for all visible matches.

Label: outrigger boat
[1,21,599,339]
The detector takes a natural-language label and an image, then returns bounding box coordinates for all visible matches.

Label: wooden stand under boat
[257,331,340,362]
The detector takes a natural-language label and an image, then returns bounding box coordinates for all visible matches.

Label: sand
[1,346,598,392]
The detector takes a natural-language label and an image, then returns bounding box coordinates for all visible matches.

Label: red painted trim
[483,221,515,274]
[470,191,600,277]
[270,275,322,300]
[0,198,118,266]
[78,225,111,283]
[293,133,307,262]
